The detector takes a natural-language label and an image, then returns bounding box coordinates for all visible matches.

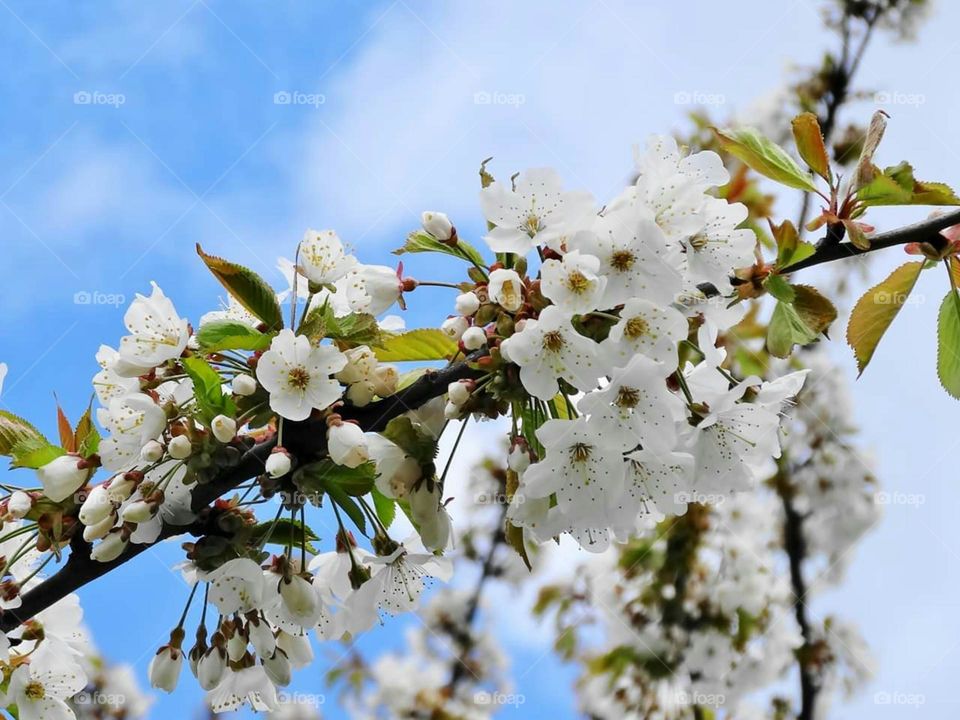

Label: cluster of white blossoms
[538,344,880,720]
[429,137,806,551]
[0,525,152,720]
[0,135,814,716]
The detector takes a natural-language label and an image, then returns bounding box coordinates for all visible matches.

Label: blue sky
[1,0,960,717]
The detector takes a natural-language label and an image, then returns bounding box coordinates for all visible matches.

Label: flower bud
[168,435,193,460]
[79,485,113,526]
[7,491,32,520]
[336,346,376,385]
[36,455,90,503]
[447,381,471,406]
[226,629,248,662]
[346,381,376,407]
[266,449,292,478]
[444,401,463,420]
[91,530,128,563]
[488,268,524,312]
[420,505,452,552]
[371,365,398,397]
[441,316,469,341]
[262,649,293,687]
[279,575,321,627]
[83,513,116,542]
[211,415,237,444]
[140,440,165,463]
[358,265,403,316]
[454,291,480,317]
[277,631,314,668]
[232,374,258,397]
[120,499,155,524]
[327,422,370,469]
[149,645,183,693]
[421,211,453,240]
[461,326,487,351]
[248,620,277,658]
[197,647,226,690]
[508,444,531,473]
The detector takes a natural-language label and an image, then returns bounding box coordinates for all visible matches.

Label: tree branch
[0,358,483,633]
[784,207,960,274]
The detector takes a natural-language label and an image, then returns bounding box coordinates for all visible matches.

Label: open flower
[115,282,190,377]
[299,228,357,286]
[500,306,604,400]
[480,168,595,255]
[601,298,688,370]
[540,249,607,315]
[256,330,347,421]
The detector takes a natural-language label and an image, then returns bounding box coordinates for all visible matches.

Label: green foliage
[713,126,817,191]
[295,460,377,497]
[196,245,283,330]
[381,416,438,466]
[395,230,486,268]
[182,356,236,423]
[847,261,925,375]
[937,290,960,399]
[0,410,56,469]
[196,320,273,353]
[250,517,320,554]
[771,219,816,269]
[765,281,836,358]
[856,161,960,207]
[791,112,832,182]
[371,487,396,529]
[298,301,381,347]
[374,329,458,362]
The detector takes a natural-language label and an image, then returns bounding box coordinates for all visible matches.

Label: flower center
[565,270,591,295]
[570,442,592,463]
[615,386,641,409]
[689,233,709,251]
[542,330,565,352]
[25,681,45,700]
[624,316,650,340]
[287,366,312,391]
[523,212,543,236]
[610,249,636,271]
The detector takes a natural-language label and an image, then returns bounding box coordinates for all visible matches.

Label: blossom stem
[439,416,470,487]
[175,581,201,630]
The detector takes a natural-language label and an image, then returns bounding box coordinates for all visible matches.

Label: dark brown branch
[784,207,960,274]
[0,358,483,633]
[781,489,817,720]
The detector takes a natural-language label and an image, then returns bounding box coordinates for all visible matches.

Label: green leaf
[766,300,819,358]
[792,284,838,337]
[0,410,49,458]
[381,416,438,466]
[196,245,283,330]
[846,261,925,375]
[299,303,381,347]
[250,518,320,554]
[371,487,396,529]
[763,273,795,303]
[856,161,960,207]
[713,127,817,191]
[937,290,960,399]
[505,521,532,572]
[9,437,65,469]
[374,329,458,362]
[791,112,832,182]
[295,460,377,497]
[196,321,272,353]
[771,219,816,269]
[182,356,235,423]
[395,230,486,268]
[325,481,367,535]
